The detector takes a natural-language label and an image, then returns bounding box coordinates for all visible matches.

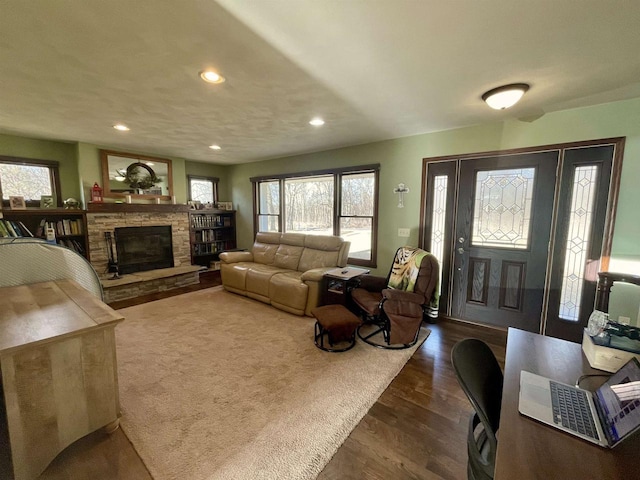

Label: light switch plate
[398,228,410,237]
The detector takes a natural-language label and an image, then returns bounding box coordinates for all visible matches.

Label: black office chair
[451,339,503,480]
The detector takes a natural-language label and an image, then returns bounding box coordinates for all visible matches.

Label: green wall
[229,97,640,276]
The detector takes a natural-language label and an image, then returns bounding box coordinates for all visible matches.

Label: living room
[2,2,640,479]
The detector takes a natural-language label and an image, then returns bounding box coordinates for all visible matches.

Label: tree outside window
[0,157,60,207]
[188,175,218,205]
[253,166,378,267]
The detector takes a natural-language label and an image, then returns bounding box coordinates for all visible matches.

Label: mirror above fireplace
[100,149,173,200]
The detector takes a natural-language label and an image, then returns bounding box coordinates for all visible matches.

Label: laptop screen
[595,357,640,444]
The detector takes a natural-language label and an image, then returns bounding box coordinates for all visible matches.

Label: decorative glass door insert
[472,168,536,249]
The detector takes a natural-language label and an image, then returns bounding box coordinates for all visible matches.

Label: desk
[0,279,124,480]
[495,328,638,479]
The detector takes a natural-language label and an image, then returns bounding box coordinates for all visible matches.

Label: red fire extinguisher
[91,182,103,203]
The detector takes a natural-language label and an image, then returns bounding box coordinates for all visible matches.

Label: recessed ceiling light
[309,118,325,126]
[482,83,530,110]
[113,124,130,131]
[209,145,221,150]
[200,70,226,84]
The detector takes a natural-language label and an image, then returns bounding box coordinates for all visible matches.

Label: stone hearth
[101,265,203,303]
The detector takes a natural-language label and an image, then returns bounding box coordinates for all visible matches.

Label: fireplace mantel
[87,203,190,213]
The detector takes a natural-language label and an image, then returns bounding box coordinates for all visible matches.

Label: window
[285,175,333,235]
[558,165,598,321]
[340,172,376,262]
[188,175,218,205]
[0,156,61,207]
[257,180,280,232]
[252,165,379,267]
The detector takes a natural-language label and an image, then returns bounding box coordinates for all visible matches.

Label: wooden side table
[322,266,370,307]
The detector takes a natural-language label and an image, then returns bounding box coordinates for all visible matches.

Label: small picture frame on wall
[40,195,55,209]
[9,196,27,210]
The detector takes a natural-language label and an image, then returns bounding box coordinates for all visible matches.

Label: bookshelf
[189,210,236,267]
[0,208,89,259]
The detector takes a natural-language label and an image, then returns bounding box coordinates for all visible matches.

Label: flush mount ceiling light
[482,83,530,110]
[113,124,130,131]
[209,144,221,150]
[309,118,325,126]
[199,70,226,84]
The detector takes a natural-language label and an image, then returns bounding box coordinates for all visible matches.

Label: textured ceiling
[1,1,640,164]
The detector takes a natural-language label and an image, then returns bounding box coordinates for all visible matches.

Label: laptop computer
[519,357,640,447]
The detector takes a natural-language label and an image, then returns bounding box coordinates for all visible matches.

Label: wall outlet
[398,228,410,238]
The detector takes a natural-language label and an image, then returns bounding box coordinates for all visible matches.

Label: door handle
[457,247,464,254]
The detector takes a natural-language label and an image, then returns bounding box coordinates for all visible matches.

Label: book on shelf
[36,218,46,237]
[17,221,34,236]
[58,238,85,255]
[0,219,34,238]
[0,220,10,237]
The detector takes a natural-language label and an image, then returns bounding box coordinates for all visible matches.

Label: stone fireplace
[86,204,200,303]
[115,225,174,274]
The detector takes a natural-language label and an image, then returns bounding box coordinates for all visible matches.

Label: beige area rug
[116,287,430,480]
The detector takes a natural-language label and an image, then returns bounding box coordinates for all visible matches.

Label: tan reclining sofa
[219,232,350,316]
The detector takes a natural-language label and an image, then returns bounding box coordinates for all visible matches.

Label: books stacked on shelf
[191,214,227,228]
[51,218,84,236]
[58,238,86,256]
[195,229,224,242]
[0,219,34,238]
[194,243,217,255]
[194,241,236,255]
[34,218,84,238]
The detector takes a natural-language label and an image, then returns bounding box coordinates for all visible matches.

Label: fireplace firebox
[115,225,174,274]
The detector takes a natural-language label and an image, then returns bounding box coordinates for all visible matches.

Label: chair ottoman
[312,304,361,352]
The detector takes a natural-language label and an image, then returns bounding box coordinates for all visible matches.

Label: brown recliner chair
[352,246,439,349]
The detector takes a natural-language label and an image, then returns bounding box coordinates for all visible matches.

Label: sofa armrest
[358,274,388,292]
[300,267,335,283]
[382,288,425,304]
[219,251,254,264]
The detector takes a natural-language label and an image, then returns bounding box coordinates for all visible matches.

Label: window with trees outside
[0,156,61,208]
[188,175,219,205]
[253,165,379,267]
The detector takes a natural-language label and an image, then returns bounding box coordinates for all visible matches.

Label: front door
[450,152,558,331]
[422,139,623,341]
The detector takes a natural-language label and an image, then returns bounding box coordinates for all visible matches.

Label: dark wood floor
[38,275,507,480]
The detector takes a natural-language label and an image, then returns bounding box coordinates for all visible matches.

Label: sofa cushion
[280,233,306,247]
[270,271,308,313]
[246,264,290,298]
[220,263,251,292]
[305,235,344,251]
[252,232,281,265]
[298,248,340,272]
[274,244,304,270]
